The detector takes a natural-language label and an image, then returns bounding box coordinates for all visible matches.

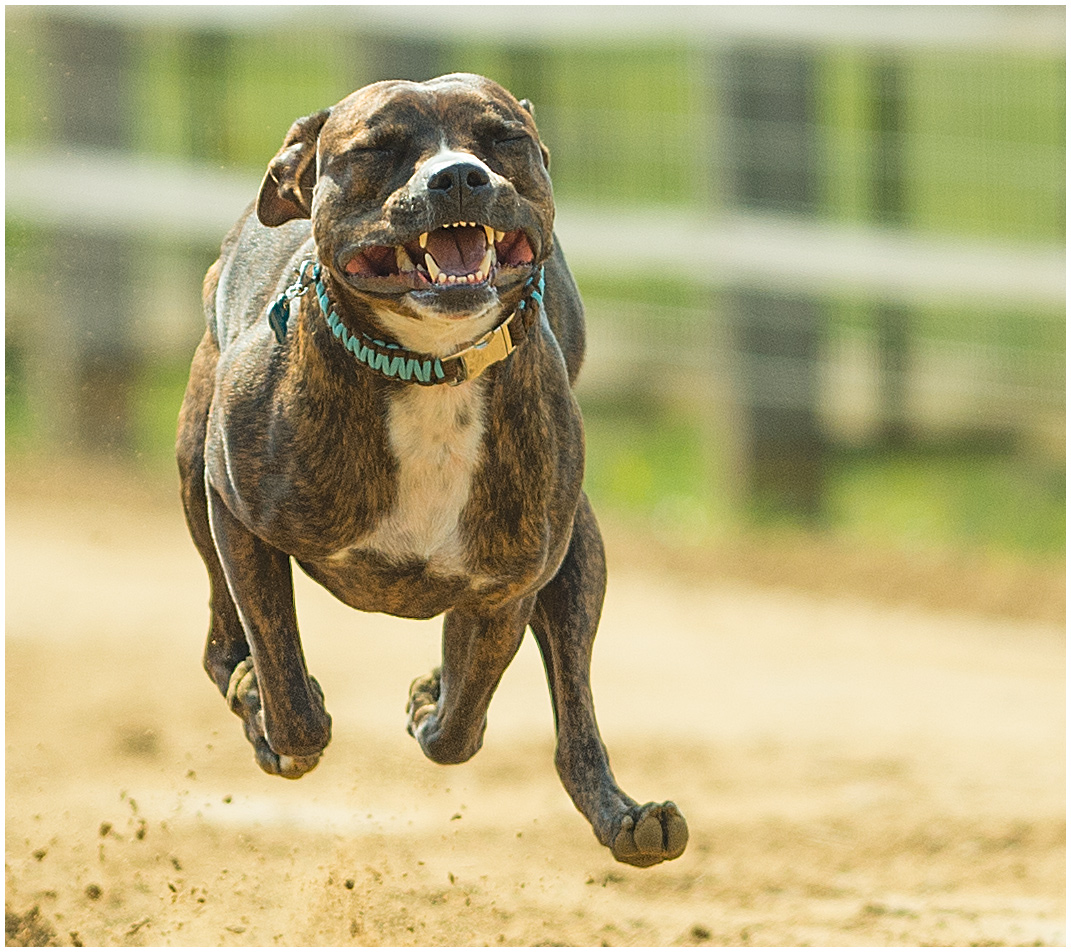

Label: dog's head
[257,73,553,349]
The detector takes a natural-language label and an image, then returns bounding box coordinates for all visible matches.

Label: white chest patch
[344,382,486,573]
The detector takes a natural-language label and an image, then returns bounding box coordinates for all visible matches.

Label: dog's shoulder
[208,207,314,350]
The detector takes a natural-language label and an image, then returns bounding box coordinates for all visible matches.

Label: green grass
[826,442,1065,558]
[579,399,1064,560]
[579,399,730,543]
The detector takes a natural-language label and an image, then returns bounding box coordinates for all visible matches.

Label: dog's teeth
[478,244,493,278]
[425,253,441,282]
[482,224,495,244]
[436,272,449,286]
[419,232,428,249]
[396,246,416,272]
[494,230,505,243]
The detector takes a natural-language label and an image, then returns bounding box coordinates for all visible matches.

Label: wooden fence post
[43,16,138,453]
[872,55,912,447]
[719,46,826,521]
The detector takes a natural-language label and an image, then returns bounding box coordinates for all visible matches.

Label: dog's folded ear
[257,109,331,227]
[517,99,550,169]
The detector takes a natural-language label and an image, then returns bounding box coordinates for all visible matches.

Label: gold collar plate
[447,313,516,383]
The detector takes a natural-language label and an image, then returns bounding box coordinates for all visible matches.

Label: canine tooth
[482,224,494,244]
[396,246,415,272]
[425,253,440,282]
[419,232,428,248]
[478,244,493,276]
[494,230,505,243]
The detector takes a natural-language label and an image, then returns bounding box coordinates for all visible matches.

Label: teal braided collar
[266,260,545,386]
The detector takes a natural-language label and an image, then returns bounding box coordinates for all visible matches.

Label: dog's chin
[404,282,498,320]
[369,291,502,356]
[345,275,500,323]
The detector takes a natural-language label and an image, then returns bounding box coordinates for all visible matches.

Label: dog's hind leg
[406,597,533,765]
[529,493,688,867]
[177,334,250,695]
[205,482,332,778]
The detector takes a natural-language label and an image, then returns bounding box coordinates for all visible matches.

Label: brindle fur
[177,73,687,866]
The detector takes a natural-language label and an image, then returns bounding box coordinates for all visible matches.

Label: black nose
[426,161,492,195]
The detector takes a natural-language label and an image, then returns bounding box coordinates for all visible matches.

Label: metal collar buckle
[448,314,516,384]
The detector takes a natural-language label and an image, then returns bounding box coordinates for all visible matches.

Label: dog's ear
[257,108,331,226]
[517,99,550,169]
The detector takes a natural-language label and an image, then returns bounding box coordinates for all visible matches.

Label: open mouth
[342,223,535,290]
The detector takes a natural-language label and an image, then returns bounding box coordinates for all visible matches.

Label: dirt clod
[6,906,60,947]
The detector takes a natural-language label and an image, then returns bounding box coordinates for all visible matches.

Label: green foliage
[580,399,1065,559]
[580,398,728,541]
[904,52,1065,242]
[4,12,45,143]
[827,442,1066,557]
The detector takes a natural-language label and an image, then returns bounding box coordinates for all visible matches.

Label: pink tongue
[425,226,486,275]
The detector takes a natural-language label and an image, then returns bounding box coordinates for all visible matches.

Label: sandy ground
[5,461,1065,947]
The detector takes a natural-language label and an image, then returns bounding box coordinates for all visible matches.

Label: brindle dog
[177,73,687,867]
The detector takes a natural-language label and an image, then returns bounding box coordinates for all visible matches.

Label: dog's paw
[226,658,323,779]
[611,801,689,868]
[405,667,441,738]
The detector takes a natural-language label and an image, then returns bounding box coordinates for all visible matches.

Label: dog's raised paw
[226,658,323,779]
[405,668,441,737]
[611,801,689,867]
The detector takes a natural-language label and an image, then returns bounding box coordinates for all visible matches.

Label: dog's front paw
[405,668,441,738]
[226,658,323,779]
[611,801,689,868]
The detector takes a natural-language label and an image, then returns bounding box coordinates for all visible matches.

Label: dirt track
[5,461,1065,946]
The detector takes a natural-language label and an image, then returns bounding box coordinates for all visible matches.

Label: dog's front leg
[406,597,534,765]
[531,493,688,867]
[206,481,332,778]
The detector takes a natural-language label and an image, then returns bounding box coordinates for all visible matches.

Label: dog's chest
[340,383,486,573]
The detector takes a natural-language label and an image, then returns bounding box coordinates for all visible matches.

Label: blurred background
[5,5,1065,596]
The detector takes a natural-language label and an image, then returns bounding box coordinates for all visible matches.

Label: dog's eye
[350,143,397,158]
[486,121,529,147]
[493,130,531,151]
[346,133,406,159]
